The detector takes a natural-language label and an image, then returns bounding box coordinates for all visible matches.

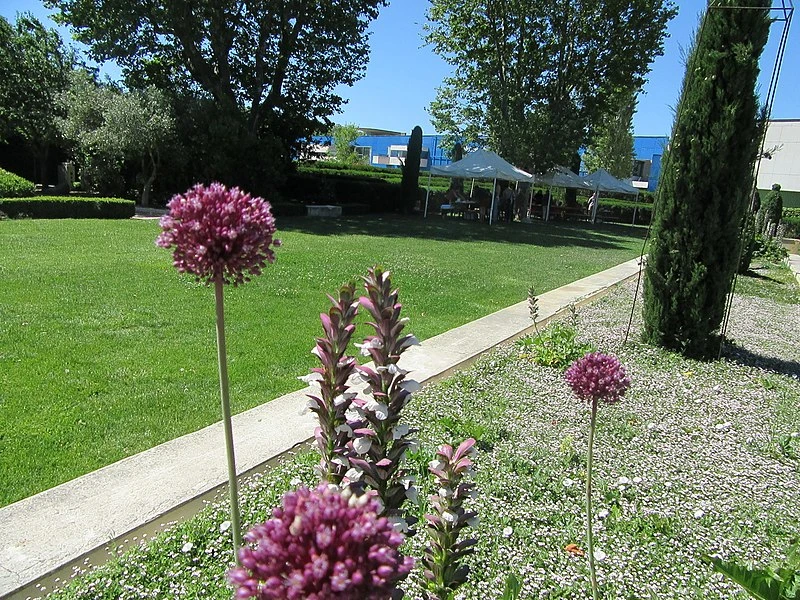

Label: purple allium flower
[229,484,414,600]
[156,182,280,286]
[565,352,631,405]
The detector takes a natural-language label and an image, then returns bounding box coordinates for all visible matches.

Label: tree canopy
[58,70,175,204]
[425,0,676,174]
[46,0,386,148]
[582,89,636,179]
[0,14,73,184]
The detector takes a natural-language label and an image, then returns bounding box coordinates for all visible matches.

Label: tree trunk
[564,152,581,207]
[140,152,157,207]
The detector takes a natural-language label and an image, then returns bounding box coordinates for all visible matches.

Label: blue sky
[3,0,797,136]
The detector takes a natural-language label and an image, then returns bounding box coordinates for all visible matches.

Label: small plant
[517,322,596,370]
[303,283,360,483]
[229,484,414,599]
[528,287,540,333]
[157,182,280,562]
[344,267,420,527]
[753,234,789,263]
[565,352,631,600]
[423,438,478,600]
[568,302,579,326]
[704,547,800,600]
[501,574,523,600]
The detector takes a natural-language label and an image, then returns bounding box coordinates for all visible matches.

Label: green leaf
[704,555,787,600]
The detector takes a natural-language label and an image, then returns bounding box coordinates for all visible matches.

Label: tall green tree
[425,0,675,174]
[401,125,423,213]
[642,0,770,359]
[46,0,386,161]
[58,70,175,204]
[0,14,73,186]
[583,90,636,179]
[331,123,365,165]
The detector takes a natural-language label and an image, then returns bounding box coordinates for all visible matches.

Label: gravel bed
[43,267,800,600]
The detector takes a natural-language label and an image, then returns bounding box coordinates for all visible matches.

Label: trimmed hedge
[0,196,135,219]
[283,172,406,212]
[0,168,36,198]
[595,198,652,224]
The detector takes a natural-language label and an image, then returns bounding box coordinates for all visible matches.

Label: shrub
[594,198,652,224]
[738,211,757,273]
[0,196,135,219]
[782,207,800,238]
[282,172,403,212]
[516,322,596,370]
[269,201,307,217]
[752,234,788,263]
[758,183,783,237]
[0,168,36,198]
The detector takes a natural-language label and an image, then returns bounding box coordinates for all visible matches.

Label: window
[353,146,371,161]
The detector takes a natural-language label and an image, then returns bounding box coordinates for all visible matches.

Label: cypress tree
[401,125,423,213]
[758,183,783,237]
[641,0,769,359]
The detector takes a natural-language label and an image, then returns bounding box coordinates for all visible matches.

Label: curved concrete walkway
[0,258,642,598]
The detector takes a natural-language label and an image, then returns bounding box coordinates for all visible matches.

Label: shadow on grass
[275,213,647,250]
[724,342,800,379]
[741,268,783,284]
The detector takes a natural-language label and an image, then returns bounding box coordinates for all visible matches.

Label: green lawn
[0,215,644,506]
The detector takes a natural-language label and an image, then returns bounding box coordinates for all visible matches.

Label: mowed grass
[0,215,644,506]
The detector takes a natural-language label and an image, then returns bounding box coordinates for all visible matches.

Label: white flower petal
[353,437,372,455]
[298,372,323,385]
[593,548,607,562]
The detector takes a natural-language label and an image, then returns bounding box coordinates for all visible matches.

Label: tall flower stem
[215,272,242,563]
[586,401,599,600]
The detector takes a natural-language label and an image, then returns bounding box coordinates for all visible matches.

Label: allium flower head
[156,182,280,285]
[565,352,631,405]
[229,484,413,599]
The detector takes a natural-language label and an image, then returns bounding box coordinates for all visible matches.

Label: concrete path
[788,253,800,284]
[0,257,642,599]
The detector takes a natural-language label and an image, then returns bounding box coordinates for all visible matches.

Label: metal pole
[489,177,497,225]
[424,171,432,218]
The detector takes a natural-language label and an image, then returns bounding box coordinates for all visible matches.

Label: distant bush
[0,196,135,219]
[593,198,652,224]
[752,234,788,263]
[269,201,307,217]
[0,168,36,198]
[783,207,800,238]
[283,172,405,212]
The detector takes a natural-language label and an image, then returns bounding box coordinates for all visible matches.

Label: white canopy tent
[584,168,640,223]
[424,149,534,225]
[535,166,594,221]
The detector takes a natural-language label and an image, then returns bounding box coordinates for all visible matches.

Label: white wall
[757,120,800,193]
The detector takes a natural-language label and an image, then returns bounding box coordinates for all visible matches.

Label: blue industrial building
[317,131,668,191]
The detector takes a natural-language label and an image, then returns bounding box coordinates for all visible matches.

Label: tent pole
[489,177,497,225]
[591,183,600,224]
[470,178,475,197]
[424,171,432,218]
[527,186,534,221]
[545,188,552,222]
